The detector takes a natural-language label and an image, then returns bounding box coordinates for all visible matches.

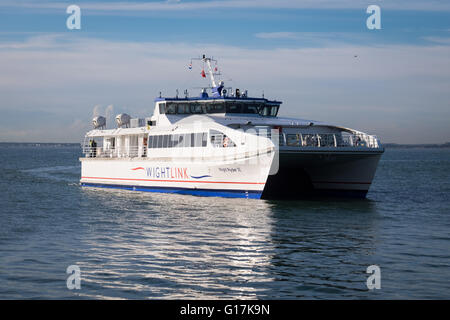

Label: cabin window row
[159,102,279,117]
[148,133,208,149]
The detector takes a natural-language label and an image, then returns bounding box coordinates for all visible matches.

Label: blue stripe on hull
[80,182,262,199]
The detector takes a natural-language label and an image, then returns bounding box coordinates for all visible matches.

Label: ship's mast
[191,54,221,88]
[204,57,216,88]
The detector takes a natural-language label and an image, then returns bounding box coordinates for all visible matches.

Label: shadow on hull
[261,167,368,200]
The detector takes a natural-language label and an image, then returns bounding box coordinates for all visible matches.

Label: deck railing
[82,132,380,158]
[82,146,145,158]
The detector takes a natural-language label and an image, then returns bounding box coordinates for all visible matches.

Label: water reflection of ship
[76,189,379,298]
[76,193,277,299]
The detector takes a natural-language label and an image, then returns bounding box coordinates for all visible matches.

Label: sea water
[0,144,449,299]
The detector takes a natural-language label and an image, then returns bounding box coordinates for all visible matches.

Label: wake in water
[22,165,80,182]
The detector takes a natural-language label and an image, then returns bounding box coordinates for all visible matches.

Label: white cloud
[423,36,450,45]
[255,32,301,40]
[254,32,373,46]
[0,34,449,143]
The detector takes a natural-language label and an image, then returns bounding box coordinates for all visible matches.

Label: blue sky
[0,0,449,143]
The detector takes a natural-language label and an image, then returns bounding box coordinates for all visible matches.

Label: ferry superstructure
[80,55,384,199]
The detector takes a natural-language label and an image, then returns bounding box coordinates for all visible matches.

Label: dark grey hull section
[261,149,383,200]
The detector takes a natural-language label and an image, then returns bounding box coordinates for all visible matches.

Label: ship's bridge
[154,54,282,118]
[154,96,282,117]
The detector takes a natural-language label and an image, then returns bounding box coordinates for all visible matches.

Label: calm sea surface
[0,144,449,299]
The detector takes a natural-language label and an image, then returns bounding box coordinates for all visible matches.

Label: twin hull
[263,149,383,199]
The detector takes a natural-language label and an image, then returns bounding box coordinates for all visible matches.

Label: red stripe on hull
[81,176,265,185]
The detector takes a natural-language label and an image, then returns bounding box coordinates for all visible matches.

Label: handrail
[82,146,146,158]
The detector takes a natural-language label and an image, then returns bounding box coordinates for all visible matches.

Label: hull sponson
[80,151,273,199]
[261,150,382,199]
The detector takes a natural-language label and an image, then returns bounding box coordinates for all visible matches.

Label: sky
[0,0,449,143]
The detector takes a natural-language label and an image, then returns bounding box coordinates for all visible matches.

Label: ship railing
[82,146,146,158]
[81,133,381,158]
[82,144,273,162]
[283,133,380,148]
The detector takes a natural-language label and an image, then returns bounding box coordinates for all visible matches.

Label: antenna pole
[190,54,220,88]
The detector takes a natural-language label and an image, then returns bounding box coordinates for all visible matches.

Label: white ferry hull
[80,154,273,199]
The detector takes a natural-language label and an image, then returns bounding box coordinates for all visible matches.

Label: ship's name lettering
[146,167,188,179]
[218,167,241,173]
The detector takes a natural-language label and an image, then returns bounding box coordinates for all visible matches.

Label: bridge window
[205,103,225,114]
[226,103,242,113]
[159,103,166,114]
[270,105,279,116]
[190,104,204,114]
[259,106,271,116]
[177,104,191,114]
[242,104,259,114]
[257,104,279,116]
[165,103,177,114]
[160,101,279,116]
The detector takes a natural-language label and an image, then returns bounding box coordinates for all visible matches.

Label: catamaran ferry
[80,55,384,199]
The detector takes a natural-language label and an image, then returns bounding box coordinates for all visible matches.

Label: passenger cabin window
[287,134,301,147]
[148,132,208,149]
[210,130,236,148]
